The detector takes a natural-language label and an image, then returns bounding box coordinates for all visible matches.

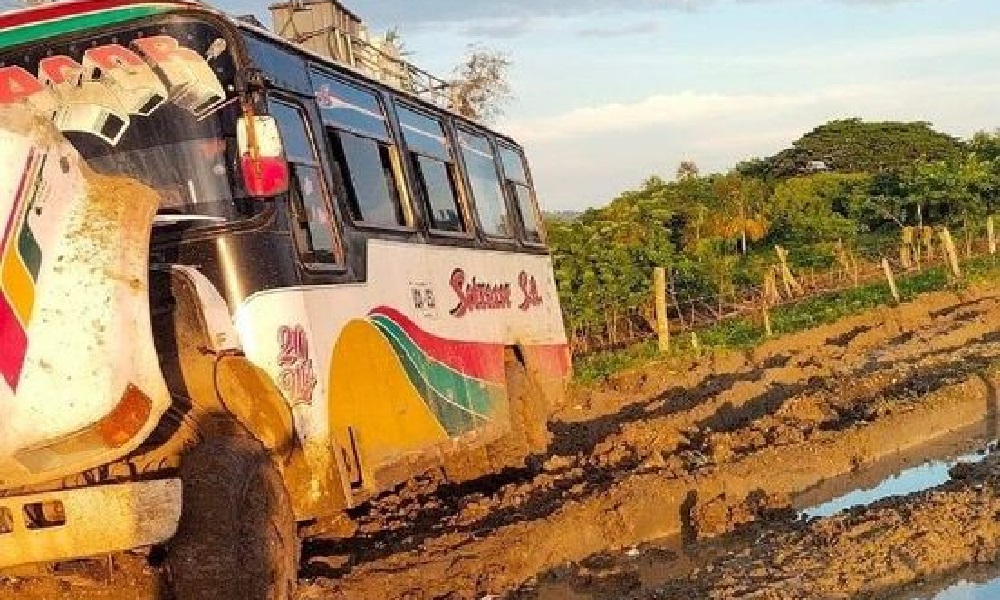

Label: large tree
[764,118,964,178]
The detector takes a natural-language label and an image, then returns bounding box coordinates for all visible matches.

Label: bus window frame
[454,124,519,246]
[266,92,347,270]
[498,141,547,247]
[392,98,475,241]
[308,66,418,235]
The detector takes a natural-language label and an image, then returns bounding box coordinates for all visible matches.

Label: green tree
[765,118,964,177]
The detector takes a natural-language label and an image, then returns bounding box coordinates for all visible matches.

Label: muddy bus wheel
[167,435,299,600]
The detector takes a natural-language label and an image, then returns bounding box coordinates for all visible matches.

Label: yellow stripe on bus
[328,319,448,479]
[0,250,34,326]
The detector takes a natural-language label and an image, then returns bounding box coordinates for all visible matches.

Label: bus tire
[167,435,299,600]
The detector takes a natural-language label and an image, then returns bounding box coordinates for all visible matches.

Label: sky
[216,0,1000,211]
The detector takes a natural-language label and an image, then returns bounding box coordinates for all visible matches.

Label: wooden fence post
[989,216,996,256]
[762,302,773,337]
[882,257,900,304]
[939,227,962,280]
[653,267,670,353]
[922,226,935,262]
[900,226,913,271]
[775,245,803,297]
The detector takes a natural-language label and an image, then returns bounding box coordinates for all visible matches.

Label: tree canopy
[761,118,965,178]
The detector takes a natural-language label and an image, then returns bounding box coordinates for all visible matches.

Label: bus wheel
[167,435,299,600]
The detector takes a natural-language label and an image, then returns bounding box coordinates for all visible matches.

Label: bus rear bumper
[0,479,182,569]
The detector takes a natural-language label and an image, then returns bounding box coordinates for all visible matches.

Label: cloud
[577,21,662,38]
[346,0,701,28]
[345,0,930,29]
[508,75,1000,210]
[504,88,855,142]
[459,17,534,39]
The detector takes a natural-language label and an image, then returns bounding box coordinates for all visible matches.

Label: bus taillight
[241,153,289,197]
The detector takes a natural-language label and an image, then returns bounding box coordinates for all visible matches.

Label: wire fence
[568,231,994,356]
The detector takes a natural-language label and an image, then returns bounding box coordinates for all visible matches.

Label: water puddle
[926,578,1000,599]
[800,450,988,519]
[795,422,998,519]
[523,423,1000,600]
[895,563,1000,599]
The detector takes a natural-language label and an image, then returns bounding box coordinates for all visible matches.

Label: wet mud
[7,286,1000,599]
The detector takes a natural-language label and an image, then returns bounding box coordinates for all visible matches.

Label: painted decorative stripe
[367,308,504,436]
[369,306,505,385]
[0,0,200,50]
[0,297,27,391]
[0,148,42,391]
[525,343,573,380]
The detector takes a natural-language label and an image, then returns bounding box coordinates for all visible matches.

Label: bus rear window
[397,104,466,233]
[500,144,543,244]
[313,70,409,228]
[458,129,511,238]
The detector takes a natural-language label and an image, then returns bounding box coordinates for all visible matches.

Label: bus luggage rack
[268,0,456,110]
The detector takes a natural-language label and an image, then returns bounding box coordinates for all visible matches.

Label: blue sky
[221,0,1000,211]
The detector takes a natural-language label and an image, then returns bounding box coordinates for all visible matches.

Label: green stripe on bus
[0,6,169,50]
[371,315,499,435]
[17,227,40,280]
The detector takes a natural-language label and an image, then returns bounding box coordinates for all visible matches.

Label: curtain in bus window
[334,131,405,226]
[500,144,543,243]
[459,130,511,238]
[398,105,465,232]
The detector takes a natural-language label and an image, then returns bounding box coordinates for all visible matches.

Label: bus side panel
[233,239,568,497]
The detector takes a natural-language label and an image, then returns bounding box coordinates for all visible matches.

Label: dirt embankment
[6,285,1000,599]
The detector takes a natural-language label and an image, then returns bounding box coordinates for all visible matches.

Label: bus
[0,0,570,596]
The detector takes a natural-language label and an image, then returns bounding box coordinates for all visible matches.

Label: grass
[573,256,1000,384]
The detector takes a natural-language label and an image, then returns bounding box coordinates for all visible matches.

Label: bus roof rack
[266,0,455,110]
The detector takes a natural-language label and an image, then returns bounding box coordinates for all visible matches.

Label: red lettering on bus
[518,271,543,311]
[132,35,201,65]
[84,43,145,71]
[449,268,513,317]
[277,324,316,405]
[0,66,43,104]
[38,55,83,85]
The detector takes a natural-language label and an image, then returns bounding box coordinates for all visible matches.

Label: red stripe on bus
[369,306,506,385]
[0,295,27,391]
[0,0,198,29]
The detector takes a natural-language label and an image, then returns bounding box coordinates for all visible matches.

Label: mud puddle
[798,422,999,519]
[925,578,1000,599]
[521,423,1000,600]
[897,558,1000,599]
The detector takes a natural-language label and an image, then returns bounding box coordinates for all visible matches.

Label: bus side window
[310,69,412,229]
[268,98,343,265]
[499,144,544,244]
[457,128,513,239]
[396,103,467,233]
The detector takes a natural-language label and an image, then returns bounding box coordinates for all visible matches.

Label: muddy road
[7,284,1000,599]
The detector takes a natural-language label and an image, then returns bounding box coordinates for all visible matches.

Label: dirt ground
[7,284,1000,599]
